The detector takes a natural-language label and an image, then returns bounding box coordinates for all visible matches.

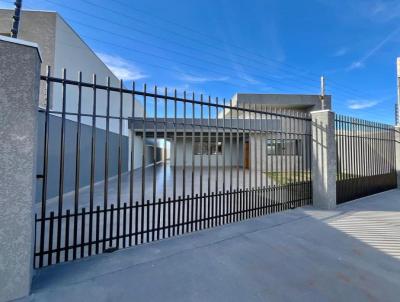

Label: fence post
[310,110,337,209]
[396,126,400,188]
[0,36,41,302]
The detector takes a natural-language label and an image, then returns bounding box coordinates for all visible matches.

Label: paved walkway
[26,189,400,302]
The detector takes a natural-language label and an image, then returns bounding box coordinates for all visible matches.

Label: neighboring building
[0,9,149,200]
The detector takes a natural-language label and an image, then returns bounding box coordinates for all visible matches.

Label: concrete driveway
[38,162,273,213]
[27,189,400,302]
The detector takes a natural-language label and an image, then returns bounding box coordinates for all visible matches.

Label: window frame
[193,140,223,155]
[266,139,301,156]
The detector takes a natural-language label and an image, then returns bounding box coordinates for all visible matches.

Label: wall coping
[310,109,333,114]
[0,35,42,62]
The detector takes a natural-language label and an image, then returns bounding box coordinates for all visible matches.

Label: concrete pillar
[310,110,337,209]
[0,36,41,302]
[396,126,400,188]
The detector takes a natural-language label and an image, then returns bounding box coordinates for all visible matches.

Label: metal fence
[34,67,312,268]
[335,115,397,204]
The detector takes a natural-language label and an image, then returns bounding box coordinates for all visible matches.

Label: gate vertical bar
[182,91,187,217]
[73,71,82,260]
[56,68,67,263]
[39,66,51,268]
[102,77,111,251]
[191,93,195,232]
[141,84,147,205]
[129,81,136,246]
[163,88,168,237]
[153,87,158,207]
[88,74,97,256]
[117,79,124,248]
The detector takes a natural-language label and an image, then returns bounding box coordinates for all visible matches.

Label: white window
[193,141,223,155]
[266,139,301,156]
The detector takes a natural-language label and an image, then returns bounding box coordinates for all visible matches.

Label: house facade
[130,93,331,173]
[235,94,330,173]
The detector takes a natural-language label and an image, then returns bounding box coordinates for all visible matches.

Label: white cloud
[348,61,364,70]
[159,83,191,93]
[96,52,147,80]
[367,0,400,21]
[227,57,263,85]
[238,72,261,85]
[347,27,400,71]
[333,47,348,57]
[178,73,229,83]
[348,100,380,109]
[317,0,400,22]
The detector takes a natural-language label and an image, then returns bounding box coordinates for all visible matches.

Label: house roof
[232,93,332,110]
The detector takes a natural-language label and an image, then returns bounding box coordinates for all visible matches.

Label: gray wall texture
[0,10,56,107]
[36,111,129,202]
[311,110,337,209]
[0,9,144,132]
[0,38,41,302]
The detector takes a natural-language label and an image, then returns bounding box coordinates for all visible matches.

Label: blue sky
[1,0,400,123]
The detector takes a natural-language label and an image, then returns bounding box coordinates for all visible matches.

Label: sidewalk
[25,189,400,302]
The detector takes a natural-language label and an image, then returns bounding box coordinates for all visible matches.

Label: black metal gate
[34,67,312,268]
[335,115,397,204]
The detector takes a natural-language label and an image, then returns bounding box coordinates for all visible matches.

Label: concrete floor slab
[37,163,274,213]
[25,189,400,302]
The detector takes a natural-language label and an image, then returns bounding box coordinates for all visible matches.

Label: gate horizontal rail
[35,67,312,268]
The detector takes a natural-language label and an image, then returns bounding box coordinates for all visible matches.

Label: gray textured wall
[0,38,41,302]
[0,9,144,129]
[336,129,396,176]
[311,110,337,209]
[0,10,56,107]
[36,112,129,202]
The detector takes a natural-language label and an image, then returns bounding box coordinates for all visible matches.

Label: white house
[131,93,331,172]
